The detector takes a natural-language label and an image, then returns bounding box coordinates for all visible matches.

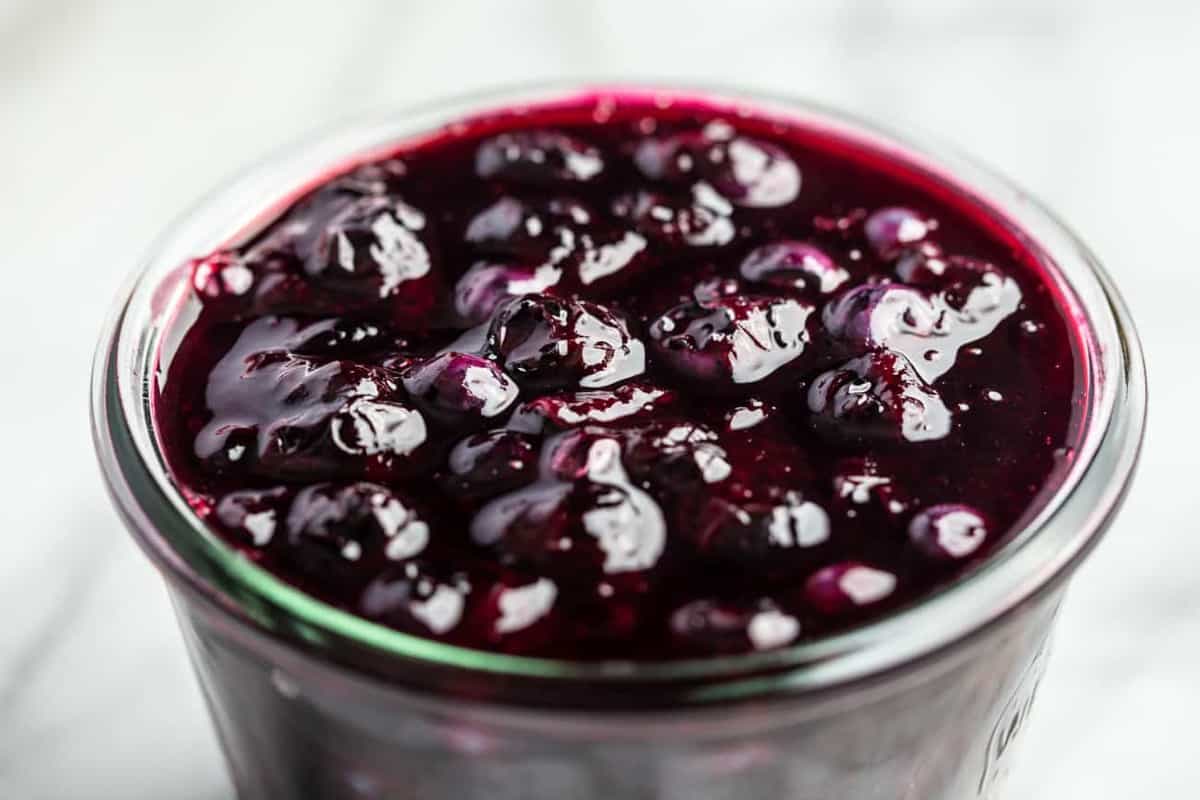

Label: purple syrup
[156,96,1081,660]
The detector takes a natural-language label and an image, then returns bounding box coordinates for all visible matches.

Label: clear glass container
[91,84,1146,800]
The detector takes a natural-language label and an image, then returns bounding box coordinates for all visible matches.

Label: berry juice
[156,95,1080,664]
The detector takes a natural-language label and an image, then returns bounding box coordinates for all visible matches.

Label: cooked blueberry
[898,252,1023,320]
[452,261,563,326]
[234,266,313,317]
[401,352,518,428]
[465,196,586,262]
[360,562,470,636]
[192,317,430,481]
[706,135,801,208]
[739,241,849,296]
[475,130,604,185]
[807,351,952,444]
[649,292,816,385]
[623,419,731,495]
[318,159,408,198]
[284,317,391,359]
[822,283,941,352]
[823,277,1020,382]
[158,96,1078,661]
[464,573,562,653]
[191,250,257,307]
[822,282,948,380]
[689,489,831,567]
[465,196,649,293]
[471,430,666,585]
[506,382,675,434]
[717,413,812,490]
[326,395,429,474]
[440,429,539,501]
[469,479,570,559]
[804,562,898,615]
[379,350,419,373]
[213,487,291,547]
[831,456,911,524]
[612,183,735,248]
[892,241,947,284]
[486,295,645,390]
[864,206,932,259]
[670,598,800,654]
[690,275,743,305]
[283,482,430,582]
[568,227,650,293]
[721,398,779,433]
[908,504,989,560]
[298,193,438,326]
[634,123,801,208]
[633,128,710,182]
[188,241,325,320]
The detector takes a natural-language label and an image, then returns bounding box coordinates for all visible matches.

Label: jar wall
[92,84,1143,800]
[172,579,1062,800]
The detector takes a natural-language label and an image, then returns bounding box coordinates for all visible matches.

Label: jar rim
[91,81,1146,706]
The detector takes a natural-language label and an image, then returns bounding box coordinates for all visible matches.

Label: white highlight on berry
[748,609,801,650]
[242,510,276,546]
[368,203,431,296]
[767,493,830,548]
[579,438,666,574]
[373,495,430,562]
[462,365,519,418]
[410,585,466,634]
[495,578,558,635]
[332,399,427,456]
[838,566,897,606]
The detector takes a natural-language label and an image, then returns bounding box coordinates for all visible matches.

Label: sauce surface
[156,95,1080,660]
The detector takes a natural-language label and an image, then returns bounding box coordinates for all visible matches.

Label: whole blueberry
[401,352,519,428]
[908,504,989,560]
[649,291,816,386]
[475,129,605,185]
[804,562,898,615]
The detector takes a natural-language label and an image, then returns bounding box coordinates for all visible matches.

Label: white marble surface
[0,1,1195,797]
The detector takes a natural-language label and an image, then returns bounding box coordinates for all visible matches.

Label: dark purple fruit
[807,351,952,444]
[612,183,736,248]
[804,561,898,615]
[475,129,604,185]
[669,598,800,654]
[440,429,539,501]
[634,122,801,208]
[283,482,430,582]
[649,290,816,386]
[486,294,645,391]
[401,352,519,428]
[907,503,989,561]
[739,240,849,296]
[506,382,675,434]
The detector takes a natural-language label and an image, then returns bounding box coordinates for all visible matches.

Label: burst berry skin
[804,562,899,615]
[485,294,645,391]
[908,504,990,561]
[475,129,605,185]
[400,352,519,428]
[738,241,850,297]
[648,288,818,386]
[807,350,952,444]
[157,95,1078,660]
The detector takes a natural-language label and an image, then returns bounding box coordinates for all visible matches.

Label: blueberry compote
[157,96,1079,661]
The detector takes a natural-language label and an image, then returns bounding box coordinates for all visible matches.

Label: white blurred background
[0,1,1194,797]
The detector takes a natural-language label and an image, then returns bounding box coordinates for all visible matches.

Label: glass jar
[91,84,1146,800]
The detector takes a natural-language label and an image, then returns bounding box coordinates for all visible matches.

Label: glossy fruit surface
[157,95,1079,659]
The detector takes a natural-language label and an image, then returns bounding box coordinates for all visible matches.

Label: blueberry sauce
[156,95,1081,660]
